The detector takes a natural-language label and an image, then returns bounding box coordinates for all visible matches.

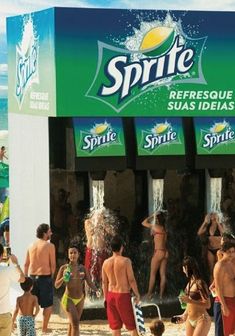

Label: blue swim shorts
[30,275,53,308]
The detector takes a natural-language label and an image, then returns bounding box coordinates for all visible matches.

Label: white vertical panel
[9,113,50,266]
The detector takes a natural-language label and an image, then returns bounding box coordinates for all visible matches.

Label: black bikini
[207,224,221,255]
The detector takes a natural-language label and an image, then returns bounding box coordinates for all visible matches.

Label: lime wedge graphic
[155,124,169,134]
[140,27,175,57]
[213,124,226,133]
[95,124,108,135]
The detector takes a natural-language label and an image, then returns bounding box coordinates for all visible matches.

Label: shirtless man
[24,223,56,333]
[214,241,235,336]
[102,235,140,336]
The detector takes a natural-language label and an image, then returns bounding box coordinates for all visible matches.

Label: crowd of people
[0,208,235,336]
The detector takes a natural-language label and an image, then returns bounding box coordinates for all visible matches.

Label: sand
[12,315,215,335]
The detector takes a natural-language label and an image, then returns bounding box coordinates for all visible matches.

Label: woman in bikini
[197,212,224,282]
[142,211,168,300]
[175,256,211,336]
[55,239,98,336]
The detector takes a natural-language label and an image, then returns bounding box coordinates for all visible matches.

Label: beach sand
[12,315,215,335]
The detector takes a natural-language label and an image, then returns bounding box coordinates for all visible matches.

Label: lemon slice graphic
[213,123,227,133]
[155,124,169,134]
[94,124,108,135]
[140,26,175,57]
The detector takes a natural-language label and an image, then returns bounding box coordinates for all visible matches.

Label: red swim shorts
[106,292,136,331]
[222,296,235,336]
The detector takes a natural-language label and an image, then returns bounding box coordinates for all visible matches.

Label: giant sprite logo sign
[15,16,39,107]
[86,14,207,113]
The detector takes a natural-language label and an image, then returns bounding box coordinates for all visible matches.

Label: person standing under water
[84,209,116,292]
[102,235,140,336]
[197,212,224,282]
[175,256,211,336]
[24,223,56,333]
[55,238,98,336]
[142,211,168,300]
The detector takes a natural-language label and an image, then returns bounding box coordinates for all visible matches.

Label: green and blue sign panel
[73,118,126,157]
[135,117,185,155]
[7,9,56,116]
[7,8,235,117]
[194,117,235,154]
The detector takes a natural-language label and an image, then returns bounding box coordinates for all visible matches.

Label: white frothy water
[152,179,164,218]
[92,180,104,210]
[85,206,118,302]
[209,177,222,213]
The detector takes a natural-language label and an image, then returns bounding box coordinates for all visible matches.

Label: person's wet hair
[221,241,235,252]
[110,235,124,252]
[156,211,167,227]
[149,319,165,336]
[36,223,50,238]
[182,256,201,279]
[68,237,80,251]
[182,256,208,299]
[0,243,4,256]
[20,277,34,292]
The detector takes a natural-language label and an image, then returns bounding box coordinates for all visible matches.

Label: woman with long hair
[142,211,168,300]
[197,212,224,282]
[176,256,211,336]
[55,238,97,336]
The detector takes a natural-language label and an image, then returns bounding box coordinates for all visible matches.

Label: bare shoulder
[103,257,112,265]
[33,294,38,302]
[102,259,110,273]
[123,256,131,264]
[214,260,225,272]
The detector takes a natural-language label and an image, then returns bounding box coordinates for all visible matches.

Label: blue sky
[0,0,235,98]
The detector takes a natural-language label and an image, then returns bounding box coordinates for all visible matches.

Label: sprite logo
[15,16,39,107]
[202,121,235,151]
[142,121,178,152]
[81,121,118,153]
[86,15,207,113]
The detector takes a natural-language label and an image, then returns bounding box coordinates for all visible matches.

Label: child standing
[12,277,39,335]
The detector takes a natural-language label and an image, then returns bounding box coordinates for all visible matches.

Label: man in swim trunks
[214,241,235,336]
[102,235,140,336]
[24,223,56,333]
